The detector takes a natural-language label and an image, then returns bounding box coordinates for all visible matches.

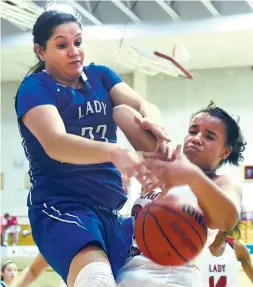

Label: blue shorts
[29,202,130,283]
[121,217,133,246]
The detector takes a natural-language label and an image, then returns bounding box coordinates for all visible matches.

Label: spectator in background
[2,213,21,246]
[1,260,18,287]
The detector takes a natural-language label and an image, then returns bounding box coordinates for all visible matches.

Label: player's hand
[138,144,175,195]
[111,149,153,193]
[134,116,170,156]
[142,145,198,195]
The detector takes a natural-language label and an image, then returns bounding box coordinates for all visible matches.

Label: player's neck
[3,279,11,286]
[45,69,84,89]
[209,233,226,256]
[55,76,82,89]
[203,170,217,179]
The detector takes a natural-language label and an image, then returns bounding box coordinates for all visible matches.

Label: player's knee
[74,262,116,287]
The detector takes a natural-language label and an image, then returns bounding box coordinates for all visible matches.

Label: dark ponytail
[25,61,45,77]
[225,221,244,240]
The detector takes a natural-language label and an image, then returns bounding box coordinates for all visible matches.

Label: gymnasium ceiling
[1,0,253,81]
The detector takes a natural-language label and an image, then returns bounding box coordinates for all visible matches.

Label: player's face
[39,22,84,81]
[2,263,18,283]
[183,112,232,171]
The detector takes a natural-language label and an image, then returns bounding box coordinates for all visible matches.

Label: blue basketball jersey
[16,63,127,209]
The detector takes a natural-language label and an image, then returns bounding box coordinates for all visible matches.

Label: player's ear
[34,44,46,62]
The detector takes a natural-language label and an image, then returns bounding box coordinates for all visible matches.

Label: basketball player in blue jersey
[201,222,253,286]
[15,9,169,287]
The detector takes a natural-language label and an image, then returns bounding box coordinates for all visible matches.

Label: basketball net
[114,41,193,79]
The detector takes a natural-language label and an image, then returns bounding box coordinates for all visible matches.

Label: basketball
[135,194,208,266]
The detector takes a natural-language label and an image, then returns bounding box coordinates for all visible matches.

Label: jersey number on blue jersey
[81,124,108,141]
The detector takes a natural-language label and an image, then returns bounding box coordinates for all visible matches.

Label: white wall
[1,81,30,219]
[1,67,253,217]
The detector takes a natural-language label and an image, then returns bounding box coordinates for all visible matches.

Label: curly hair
[190,101,247,167]
[225,220,245,240]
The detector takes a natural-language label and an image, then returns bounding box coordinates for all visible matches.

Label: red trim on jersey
[226,236,235,249]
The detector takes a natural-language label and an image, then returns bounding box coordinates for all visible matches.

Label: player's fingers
[159,184,171,197]
[143,159,166,171]
[122,173,130,194]
[143,177,164,193]
[134,116,145,128]
[149,125,169,141]
[141,151,160,160]
[174,144,183,158]
[158,139,168,154]
[135,117,169,142]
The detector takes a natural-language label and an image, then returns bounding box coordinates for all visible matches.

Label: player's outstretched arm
[110,82,163,126]
[22,105,126,165]
[110,81,169,152]
[191,174,241,231]
[11,253,49,287]
[113,105,157,153]
[234,240,253,283]
[143,146,241,231]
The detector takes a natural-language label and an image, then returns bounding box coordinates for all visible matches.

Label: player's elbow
[113,104,140,130]
[113,104,127,120]
[223,203,240,231]
[212,208,239,231]
[113,104,137,119]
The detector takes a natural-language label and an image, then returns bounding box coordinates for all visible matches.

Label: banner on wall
[1,246,39,258]
[246,244,253,255]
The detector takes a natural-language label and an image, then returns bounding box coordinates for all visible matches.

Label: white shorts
[5,225,21,233]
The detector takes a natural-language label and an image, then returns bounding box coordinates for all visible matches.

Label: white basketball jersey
[201,242,240,287]
[116,185,218,287]
[59,280,67,287]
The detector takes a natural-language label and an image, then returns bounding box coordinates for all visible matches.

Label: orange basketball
[135,194,207,266]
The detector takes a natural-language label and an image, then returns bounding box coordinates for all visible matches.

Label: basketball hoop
[114,42,193,79]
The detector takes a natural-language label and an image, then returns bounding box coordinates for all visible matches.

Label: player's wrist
[186,164,203,186]
[108,144,126,164]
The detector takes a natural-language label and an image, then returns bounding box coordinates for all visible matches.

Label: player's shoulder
[19,71,56,92]
[226,236,235,249]
[85,63,116,78]
[232,239,250,261]
[85,62,110,72]
[214,174,240,188]
[233,239,247,250]
[214,174,242,196]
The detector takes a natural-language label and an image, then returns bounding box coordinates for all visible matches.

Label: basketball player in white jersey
[201,223,253,287]
[117,187,219,287]
[113,103,244,287]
